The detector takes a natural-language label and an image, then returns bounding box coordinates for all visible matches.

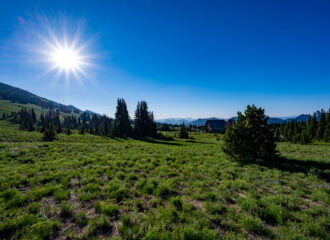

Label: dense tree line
[7,98,159,141]
[5,102,330,145]
[276,109,330,144]
[18,108,37,131]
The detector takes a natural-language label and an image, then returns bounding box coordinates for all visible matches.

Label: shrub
[85,215,111,237]
[59,202,73,218]
[118,215,139,239]
[182,225,218,240]
[29,220,60,239]
[0,214,38,239]
[54,188,70,201]
[179,124,189,139]
[103,180,129,201]
[27,202,41,214]
[74,212,88,226]
[155,183,172,198]
[240,215,265,234]
[223,105,277,163]
[43,122,56,141]
[170,197,183,210]
[94,201,119,216]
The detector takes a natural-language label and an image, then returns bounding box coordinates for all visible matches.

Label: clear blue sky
[0,0,329,119]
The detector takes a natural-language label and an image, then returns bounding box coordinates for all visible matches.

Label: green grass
[0,120,329,239]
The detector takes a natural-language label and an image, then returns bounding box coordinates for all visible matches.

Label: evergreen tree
[223,105,277,163]
[28,121,34,131]
[57,124,63,134]
[31,109,37,124]
[316,109,326,140]
[113,98,132,137]
[324,110,330,142]
[43,121,56,141]
[299,122,311,144]
[90,114,99,135]
[179,124,189,139]
[307,113,317,140]
[148,112,157,137]
[78,125,85,134]
[134,101,149,136]
[64,116,72,135]
[134,101,157,137]
[160,123,170,131]
[100,115,109,136]
[17,107,35,131]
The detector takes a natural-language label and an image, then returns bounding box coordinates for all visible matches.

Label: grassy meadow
[0,120,329,239]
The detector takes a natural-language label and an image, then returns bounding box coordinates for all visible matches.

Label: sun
[51,46,82,71]
[42,36,93,84]
[39,23,95,84]
[13,14,98,86]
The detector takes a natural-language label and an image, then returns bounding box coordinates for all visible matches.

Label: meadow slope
[0,120,329,239]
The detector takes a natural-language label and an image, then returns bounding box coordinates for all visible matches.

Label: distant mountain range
[0,82,99,116]
[157,112,323,126]
[157,117,226,126]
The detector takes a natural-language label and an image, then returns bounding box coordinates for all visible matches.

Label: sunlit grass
[0,120,329,239]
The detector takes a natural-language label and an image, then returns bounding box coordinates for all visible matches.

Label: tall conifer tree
[316,109,326,140]
[113,98,132,137]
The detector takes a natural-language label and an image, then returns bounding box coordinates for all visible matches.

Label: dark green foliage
[308,113,318,140]
[299,123,312,144]
[223,105,277,163]
[179,124,189,139]
[160,123,171,131]
[63,116,72,135]
[59,202,73,218]
[134,101,157,137]
[94,201,119,216]
[278,109,330,144]
[29,220,60,239]
[170,197,183,210]
[113,98,132,137]
[78,125,86,134]
[325,110,330,142]
[42,121,56,141]
[85,215,111,238]
[17,107,36,131]
[316,109,327,140]
[56,125,63,134]
[99,114,112,137]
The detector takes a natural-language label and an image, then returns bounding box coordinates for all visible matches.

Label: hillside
[0,82,83,114]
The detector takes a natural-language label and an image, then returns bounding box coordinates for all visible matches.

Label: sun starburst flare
[16,14,100,87]
[41,31,95,86]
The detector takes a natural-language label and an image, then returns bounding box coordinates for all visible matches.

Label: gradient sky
[0,0,329,119]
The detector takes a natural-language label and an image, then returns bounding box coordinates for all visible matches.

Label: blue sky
[0,0,329,119]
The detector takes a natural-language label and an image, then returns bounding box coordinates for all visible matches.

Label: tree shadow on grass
[260,157,330,182]
[184,139,212,144]
[99,136,124,141]
[135,137,182,146]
